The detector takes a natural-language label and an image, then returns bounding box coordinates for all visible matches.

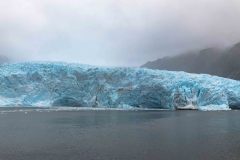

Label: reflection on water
[0,109,239,160]
[52,110,177,128]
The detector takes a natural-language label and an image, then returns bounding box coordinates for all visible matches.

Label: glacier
[0,62,240,110]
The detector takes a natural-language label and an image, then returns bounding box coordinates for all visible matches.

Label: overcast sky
[0,0,240,66]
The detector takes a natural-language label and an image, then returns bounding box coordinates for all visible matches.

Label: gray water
[0,109,239,160]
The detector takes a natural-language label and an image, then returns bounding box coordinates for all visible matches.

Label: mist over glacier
[0,62,240,110]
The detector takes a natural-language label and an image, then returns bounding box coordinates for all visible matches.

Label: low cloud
[0,0,240,66]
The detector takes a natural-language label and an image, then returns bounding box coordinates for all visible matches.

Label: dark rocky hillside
[142,42,240,80]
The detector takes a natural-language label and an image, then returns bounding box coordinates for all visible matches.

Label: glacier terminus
[0,62,240,111]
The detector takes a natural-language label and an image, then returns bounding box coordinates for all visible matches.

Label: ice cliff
[0,62,240,110]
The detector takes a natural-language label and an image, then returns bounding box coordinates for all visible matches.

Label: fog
[0,0,240,66]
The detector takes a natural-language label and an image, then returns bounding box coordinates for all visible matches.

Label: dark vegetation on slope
[142,42,240,80]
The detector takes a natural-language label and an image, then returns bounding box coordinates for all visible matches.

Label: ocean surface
[0,108,239,160]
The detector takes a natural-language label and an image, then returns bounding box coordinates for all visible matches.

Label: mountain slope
[142,43,240,80]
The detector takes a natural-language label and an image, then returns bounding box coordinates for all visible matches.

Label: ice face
[0,62,239,110]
